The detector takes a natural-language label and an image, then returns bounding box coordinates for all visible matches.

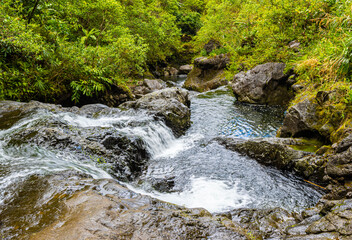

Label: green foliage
[345,88,352,105]
[0,0,200,104]
[2,0,352,111]
[195,0,329,70]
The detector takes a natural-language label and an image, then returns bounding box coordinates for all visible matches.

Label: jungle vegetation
[1,0,352,110]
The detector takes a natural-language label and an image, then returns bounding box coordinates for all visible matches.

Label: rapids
[0,76,323,238]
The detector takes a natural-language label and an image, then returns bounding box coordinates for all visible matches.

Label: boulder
[183,54,229,92]
[326,145,352,180]
[305,199,352,236]
[179,64,193,74]
[120,87,191,137]
[216,137,308,169]
[0,101,151,181]
[131,79,166,98]
[164,66,179,77]
[231,62,295,105]
[215,137,329,184]
[278,96,346,143]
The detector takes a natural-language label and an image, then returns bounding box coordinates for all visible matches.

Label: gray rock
[279,98,321,139]
[216,137,308,169]
[131,79,166,98]
[215,137,329,184]
[143,79,166,91]
[0,101,151,181]
[164,66,179,76]
[289,40,300,50]
[326,146,352,179]
[229,208,299,239]
[335,133,352,153]
[179,64,193,74]
[183,54,229,92]
[231,62,295,105]
[306,199,352,235]
[120,87,191,137]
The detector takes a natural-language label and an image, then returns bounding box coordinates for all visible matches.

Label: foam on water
[128,176,252,213]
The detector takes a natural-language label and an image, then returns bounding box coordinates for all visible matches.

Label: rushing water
[129,81,321,212]
[0,76,322,226]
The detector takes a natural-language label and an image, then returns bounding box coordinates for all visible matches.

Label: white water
[128,176,252,212]
[0,80,322,214]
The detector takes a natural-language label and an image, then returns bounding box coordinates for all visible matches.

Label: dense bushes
[1,0,352,111]
[0,0,203,104]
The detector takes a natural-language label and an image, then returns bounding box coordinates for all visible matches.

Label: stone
[279,98,322,139]
[306,199,352,235]
[120,87,191,137]
[179,64,193,74]
[292,84,304,93]
[326,147,352,179]
[335,133,352,153]
[183,54,230,92]
[164,66,179,76]
[229,208,298,239]
[131,79,166,98]
[289,40,300,50]
[231,62,295,105]
[0,101,151,181]
[143,79,166,91]
[216,137,308,169]
[215,137,329,184]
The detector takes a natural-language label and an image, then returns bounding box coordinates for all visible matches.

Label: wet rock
[131,79,167,98]
[149,176,176,193]
[231,62,295,105]
[183,54,229,92]
[216,137,329,185]
[2,174,249,240]
[229,208,299,239]
[306,199,352,236]
[0,101,151,180]
[335,133,352,153]
[279,98,321,138]
[0,101,64,130]
[76,103,109,117]
[278,93,348,144]
[179,64,193,74]
[216,137,307,169]
[326,146,352,180]
[164,66,179,77]
[120,87,191,137]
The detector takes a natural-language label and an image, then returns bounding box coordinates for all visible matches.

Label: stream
[0,76,322,238]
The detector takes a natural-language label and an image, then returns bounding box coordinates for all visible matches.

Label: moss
[289,138,324,153]
[183,67,227,92]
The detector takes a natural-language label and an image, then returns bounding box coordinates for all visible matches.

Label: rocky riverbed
[1,73,352,239]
